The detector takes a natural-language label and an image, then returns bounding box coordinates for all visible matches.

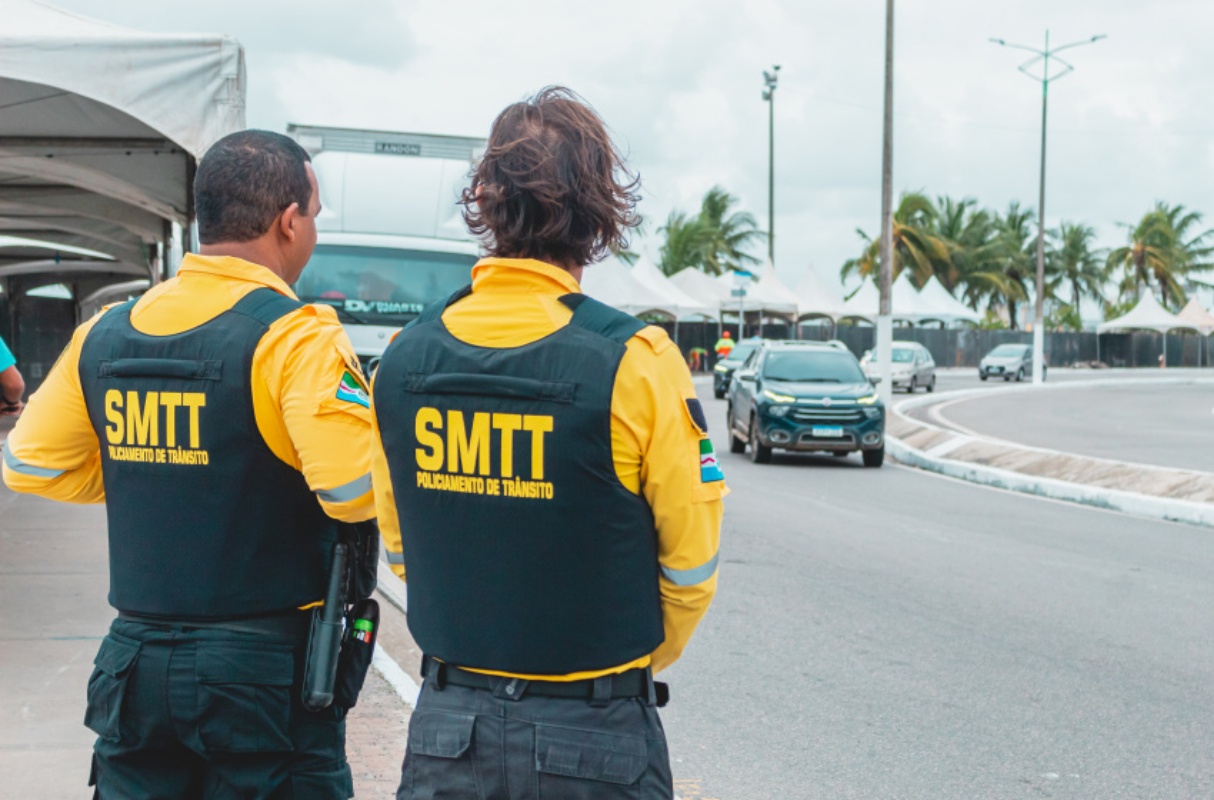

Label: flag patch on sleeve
[336,371,370,409]
[699,438,724,483]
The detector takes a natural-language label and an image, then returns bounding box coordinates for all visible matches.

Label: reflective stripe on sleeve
[385,551,405,565]
[660,551,719,587]
[2,446,66,479]
[315,472,373,504]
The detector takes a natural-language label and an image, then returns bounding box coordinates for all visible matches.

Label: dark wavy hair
[461,87,641,267]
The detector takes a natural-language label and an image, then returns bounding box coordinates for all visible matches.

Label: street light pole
[876,0,895,406]
[762,65,780,267]
[991,31,1106,384]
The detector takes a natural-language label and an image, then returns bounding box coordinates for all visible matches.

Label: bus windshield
[295,245,477,326]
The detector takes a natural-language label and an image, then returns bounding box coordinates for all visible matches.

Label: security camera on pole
[990,31,1106,384]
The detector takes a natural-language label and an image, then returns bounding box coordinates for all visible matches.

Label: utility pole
[991,31,1105,384]
[876,0,895,406]
[762,65,780,267]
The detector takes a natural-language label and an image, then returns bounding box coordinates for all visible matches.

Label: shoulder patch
[699,438,724,483]
[685,398,709,435]
[336,370,370,409]
[634,326,673,354]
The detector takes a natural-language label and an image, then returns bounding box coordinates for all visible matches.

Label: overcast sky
[51,0,1214,293]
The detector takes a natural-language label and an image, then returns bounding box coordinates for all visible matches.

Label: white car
[861,341,936,393]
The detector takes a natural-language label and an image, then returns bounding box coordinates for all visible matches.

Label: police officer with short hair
[371,87,726,799]
[3,130,375,798]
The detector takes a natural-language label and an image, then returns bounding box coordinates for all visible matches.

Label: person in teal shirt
[0,334,24,415]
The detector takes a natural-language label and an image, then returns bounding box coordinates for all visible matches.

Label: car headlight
[714,364,729,373]
[762,389,796,403]
[862,406,882,419]
[856,393,879,405]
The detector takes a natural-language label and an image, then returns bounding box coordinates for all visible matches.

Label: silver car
[979,343,1046,381]
[861,341,936,393]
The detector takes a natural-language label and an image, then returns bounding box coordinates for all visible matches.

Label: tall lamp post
[991,31,1105,384]
[762,65,780,267]
[876,0,895,406]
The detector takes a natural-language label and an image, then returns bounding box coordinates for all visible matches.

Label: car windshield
[762,350,867,383]
[295,245,477,326]
[722,342,759,364]
[989,344,1029,357]
[870,347,915,363]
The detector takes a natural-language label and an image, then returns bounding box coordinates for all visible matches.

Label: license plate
[811,426,844,438]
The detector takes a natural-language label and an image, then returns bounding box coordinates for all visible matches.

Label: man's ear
[278,202,301,242]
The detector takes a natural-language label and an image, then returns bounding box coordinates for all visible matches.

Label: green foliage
[1102,297,1136,321]
[1045,302,1083,332]
[1046,222,1108,312]
[975,309,1009,330]
[1107,202,1214,309]
[840,191,951,288]
[657,187,766,276]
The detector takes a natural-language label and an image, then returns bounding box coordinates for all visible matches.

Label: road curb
[887,376,1214,528]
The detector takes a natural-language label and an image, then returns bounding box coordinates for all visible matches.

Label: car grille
[790,407,864,423]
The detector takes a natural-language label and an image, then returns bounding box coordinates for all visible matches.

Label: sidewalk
[0,480,411,798]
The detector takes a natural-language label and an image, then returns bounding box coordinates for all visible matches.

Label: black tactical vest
[374,289,665,674]
[78,289,337,619]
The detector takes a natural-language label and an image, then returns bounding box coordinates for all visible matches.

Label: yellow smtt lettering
[104,390,124,445]
[448,411,491,476]
[415,407,444,471]
[125,391,159,446]
[523,415,553,480]
[181,393,206,449]
[491,413,522,477]
[159,392,183,447]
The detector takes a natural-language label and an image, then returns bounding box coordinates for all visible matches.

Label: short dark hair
[195,130,313,244]
[460,87,640,267]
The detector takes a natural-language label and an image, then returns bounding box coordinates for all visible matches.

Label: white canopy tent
[1178,298,1214,366]
[0,0,246,289]
[792,264,846,321]
[630,256,716,320]
[671,267,732,313]
[917,276,982,326]
[579,256,678,320]
[838,276,929,325]
[1096,290,1197,366]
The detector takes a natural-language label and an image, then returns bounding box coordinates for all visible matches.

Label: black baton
[303,542,348,711]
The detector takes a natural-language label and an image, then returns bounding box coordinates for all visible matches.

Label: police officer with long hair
[372,87,726,799]
[3,130,376,798]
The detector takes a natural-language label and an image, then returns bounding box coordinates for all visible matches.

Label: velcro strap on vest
[227,288,304,328]
[99,358,223,380]
[403,372,576,403]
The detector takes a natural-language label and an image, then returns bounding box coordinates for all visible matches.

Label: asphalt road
[930,382,1214,474]
[662,385,1214,799]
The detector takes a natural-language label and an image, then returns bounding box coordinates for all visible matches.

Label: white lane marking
[372,647,422,709]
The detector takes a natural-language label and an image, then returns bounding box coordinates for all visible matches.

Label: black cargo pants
[85,617,353,799]
[396,661,673,800]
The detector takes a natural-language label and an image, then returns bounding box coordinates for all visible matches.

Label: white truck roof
[287,124,486,242]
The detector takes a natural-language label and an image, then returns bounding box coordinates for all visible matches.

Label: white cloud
[47,0,1214,292]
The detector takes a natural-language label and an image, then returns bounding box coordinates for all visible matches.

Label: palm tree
[1046,222,1108,313]
[840,191,951,289]
[696,187,766,275]
[657,210,707,276]
[979,202,1036,330]
[931,196,1012,311]
[1108,202,1214,308]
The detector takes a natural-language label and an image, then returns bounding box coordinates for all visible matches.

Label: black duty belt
[422,655,669,707]
[117,609,312,637]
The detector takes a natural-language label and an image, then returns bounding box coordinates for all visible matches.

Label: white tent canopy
[839,276,930,324]
[1096,290,1197,334]
[579,256,678,319]
[631,256,716,320]
[1177,298,1214,334]
[714,267,797,318]
[793,264,845,320]
[917,276,982,326]
[671,267,732,312]
[0,0,246,282]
